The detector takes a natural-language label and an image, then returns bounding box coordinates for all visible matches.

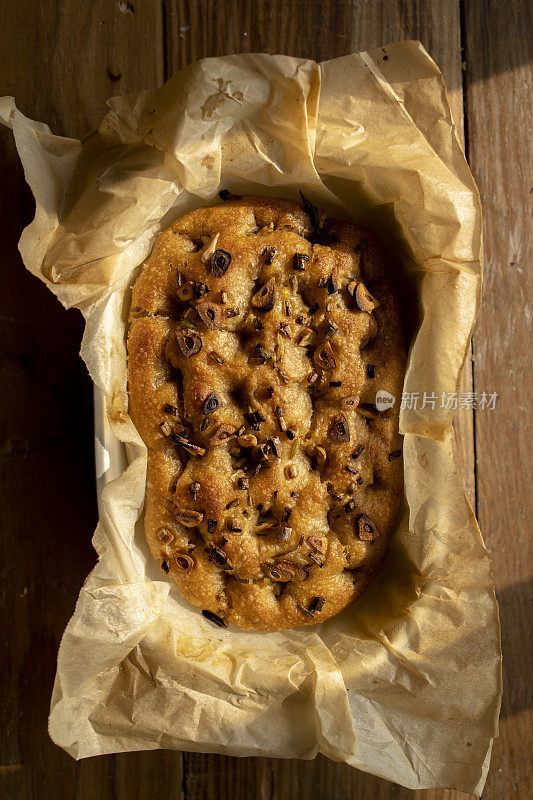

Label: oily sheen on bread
[127,194,405,631]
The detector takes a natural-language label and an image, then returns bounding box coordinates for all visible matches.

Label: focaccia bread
[127,194,405,631]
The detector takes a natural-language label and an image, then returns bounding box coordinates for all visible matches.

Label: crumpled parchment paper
[0,41,502,794]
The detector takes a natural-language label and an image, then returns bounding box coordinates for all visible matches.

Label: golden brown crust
[127,194,405,630]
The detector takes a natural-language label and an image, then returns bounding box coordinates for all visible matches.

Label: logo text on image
[375,390,395,411]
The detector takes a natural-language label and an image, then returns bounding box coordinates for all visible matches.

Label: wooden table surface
[1,1,531,798]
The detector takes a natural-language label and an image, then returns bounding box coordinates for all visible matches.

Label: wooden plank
[463,2,533,799]
[0,115,86,800]
[1,0,164,138]
[75,751,185,800]
[166,2,474,798]
[0,2,181,799]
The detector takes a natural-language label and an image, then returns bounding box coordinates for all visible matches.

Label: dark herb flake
[210,543,231,567]
[219,189,241,201]
[327,274,338,294]
[202,609,228,627]
[299,190,321,233]
[324,319,339,339]
[309,596,325,613]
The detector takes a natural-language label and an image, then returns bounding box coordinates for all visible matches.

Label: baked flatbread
[127,194,405,630]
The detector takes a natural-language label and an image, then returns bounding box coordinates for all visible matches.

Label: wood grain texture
[0,2,182,799]
[463,1,533,798]
[0,0,164,137]
[0,110,92,800]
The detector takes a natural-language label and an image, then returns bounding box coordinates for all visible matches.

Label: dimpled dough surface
[127,195,406,631]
